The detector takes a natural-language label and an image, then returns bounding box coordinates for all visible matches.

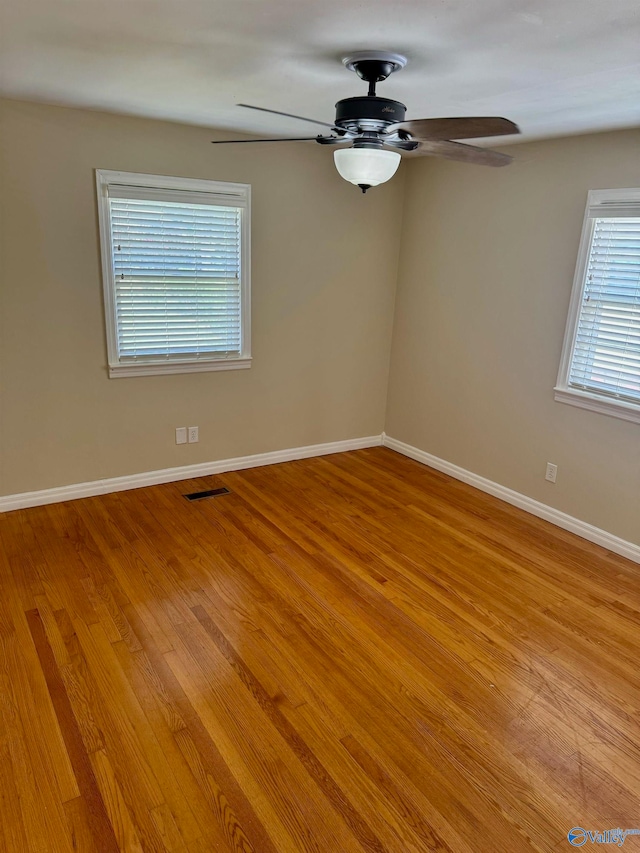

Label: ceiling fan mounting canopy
[342,51,408,81]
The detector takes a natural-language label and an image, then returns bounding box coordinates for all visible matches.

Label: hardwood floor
[0,447,639,852]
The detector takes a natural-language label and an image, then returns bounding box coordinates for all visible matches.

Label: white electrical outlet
[175,427,187,445]
[545,462,558,483]
[188,426,199,444]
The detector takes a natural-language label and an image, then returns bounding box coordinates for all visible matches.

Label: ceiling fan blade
[387,116,519,140]
[414,140,513,167]
[237,104,338,130]
[211,136,327,144]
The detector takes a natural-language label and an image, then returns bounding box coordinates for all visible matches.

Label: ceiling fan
[212,51,520,193]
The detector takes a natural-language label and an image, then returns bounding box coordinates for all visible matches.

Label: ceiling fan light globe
[333,148,401,188]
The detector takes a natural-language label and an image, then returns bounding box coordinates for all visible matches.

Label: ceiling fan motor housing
[334,97,406,133]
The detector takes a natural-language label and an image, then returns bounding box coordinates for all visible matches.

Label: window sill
[109,357,252,378]
[554,386,640,425]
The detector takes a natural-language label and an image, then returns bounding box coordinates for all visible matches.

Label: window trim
[96,169,251,378]
[554,187,640,425]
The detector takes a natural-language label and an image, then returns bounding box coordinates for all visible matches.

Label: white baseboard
[0,435,383,513]
[4,431,638,566]
[382,434,640,565]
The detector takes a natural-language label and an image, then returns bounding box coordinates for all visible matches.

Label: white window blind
[96,171,251,378]
[568,217,640,403]
[556,189,640,423]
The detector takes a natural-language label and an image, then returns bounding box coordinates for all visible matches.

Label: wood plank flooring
[0,447,639,852]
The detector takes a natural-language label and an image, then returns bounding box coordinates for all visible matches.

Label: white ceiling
[1,0,639,144]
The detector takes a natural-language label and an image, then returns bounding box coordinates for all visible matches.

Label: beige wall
[0,99,404,495]
[386,128,640,546]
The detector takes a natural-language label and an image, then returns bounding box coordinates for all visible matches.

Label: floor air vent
[184,487,231,501]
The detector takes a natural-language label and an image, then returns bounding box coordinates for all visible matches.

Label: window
[96,170,251,377]
[555,188,640,424]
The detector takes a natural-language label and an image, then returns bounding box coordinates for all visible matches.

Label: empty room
[0,0,639,850]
